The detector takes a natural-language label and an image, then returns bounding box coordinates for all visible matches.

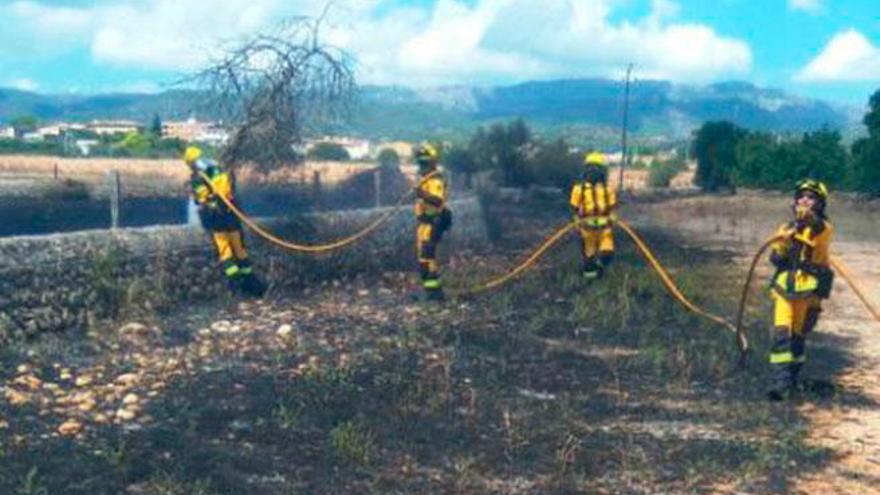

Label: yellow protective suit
[569,176,617,277]
[767,218,833,393]
[414,169,448,296]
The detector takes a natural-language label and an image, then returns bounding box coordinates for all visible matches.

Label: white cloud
[796,30,880,82]
[341,0,751,85]
[7,78,39,92]
[3,0,753,86]
[788,0,822,14]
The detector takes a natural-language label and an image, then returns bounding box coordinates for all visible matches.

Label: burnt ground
[0,194,867,494]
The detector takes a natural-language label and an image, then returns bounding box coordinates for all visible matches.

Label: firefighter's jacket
[190,160,241,232]
[769,218,834,300]
[414,170,448,222]
[569,173,617,228]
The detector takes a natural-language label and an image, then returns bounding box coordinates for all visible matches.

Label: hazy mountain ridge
[0,79,858,141]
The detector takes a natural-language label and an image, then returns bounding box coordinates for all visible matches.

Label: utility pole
[618,64,634,196]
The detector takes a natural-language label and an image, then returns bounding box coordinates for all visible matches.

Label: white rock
[276,324,293,338]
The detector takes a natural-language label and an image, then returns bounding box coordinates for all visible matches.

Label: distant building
[35,125,64,139]
[0,126,14,139]
[75,139,100,156]
[162,117,229,146]
[88,120,141,136]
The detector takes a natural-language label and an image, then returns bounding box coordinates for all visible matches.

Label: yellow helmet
[183,146,202,165]
[584,151,606,166]
[795,179,829,203]
[415,144,439,165]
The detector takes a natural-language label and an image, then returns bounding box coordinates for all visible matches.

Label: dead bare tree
[189,12,355,171]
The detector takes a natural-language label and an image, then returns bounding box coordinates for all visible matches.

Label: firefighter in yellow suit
[569,151,617,279]
[413,144,451,301]
[766,179,834,400]
[184,146,264,297]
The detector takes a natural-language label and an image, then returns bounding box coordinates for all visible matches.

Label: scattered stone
[116,408,137,422]
[78,399,97,413]
[58,419,83,436]
[14,374,43,391]
[119,322,149,335]
[75,375,94,387]
[115,373,139,387]
[211,320,231,333]
[16,364,31,374]
[122,393,140,407]
[276,324,293,338]
[5,389,30,406]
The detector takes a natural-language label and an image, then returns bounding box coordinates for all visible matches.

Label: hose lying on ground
[830,255,880,322]
[463,220,580,295]
[198,170,438,254]
[616,220,747,360]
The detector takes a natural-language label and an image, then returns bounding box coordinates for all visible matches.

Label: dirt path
[627,194,880,492]
[795,240,880,493]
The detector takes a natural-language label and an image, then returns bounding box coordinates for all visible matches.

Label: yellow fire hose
[615,220,747,358]
[197,170,438,254]
[462,219,747,360]
[735,233,880,366]
[830,255,880,322]
[733,233,783,366]
[464,220,580,295]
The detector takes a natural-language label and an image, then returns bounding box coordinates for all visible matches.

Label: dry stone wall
[0,197,486,341]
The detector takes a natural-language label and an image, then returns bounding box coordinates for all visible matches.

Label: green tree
[735,132,775,187]
[443,146,476,188]
[852,88,880,195]
[117,132,153,156]
[308,142,350,161]
[648,158,688,188]
[864,89,880,138]
[150,114,163,137]
[693,121,744,192]
[526,137,580,191]
[376,148,400,169]
[472,119,533,187]
[798,127,848,187]
[467,127,493,173]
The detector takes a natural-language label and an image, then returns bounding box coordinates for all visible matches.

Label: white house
[88,120,140,136]
[75,139,100,156]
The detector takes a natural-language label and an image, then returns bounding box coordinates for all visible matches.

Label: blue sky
[0,0,877,106]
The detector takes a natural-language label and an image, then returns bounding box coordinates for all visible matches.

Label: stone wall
[0,197,486,341]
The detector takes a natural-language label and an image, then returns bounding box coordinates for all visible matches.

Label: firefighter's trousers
[416,221,442,295]
[769,292,821,393]
[578,225,614,278]
[212,230,253,282]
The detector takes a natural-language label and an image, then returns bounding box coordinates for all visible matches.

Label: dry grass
[0,194,843,494]
[610,166,696,191]
[0,155,422,200]
[625,190,880,245]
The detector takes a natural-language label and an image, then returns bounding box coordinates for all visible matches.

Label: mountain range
[0,79,861,143]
